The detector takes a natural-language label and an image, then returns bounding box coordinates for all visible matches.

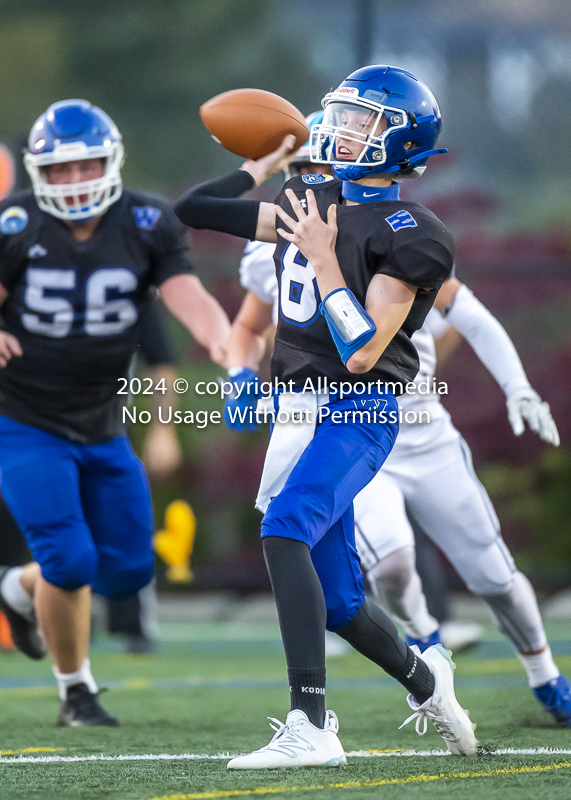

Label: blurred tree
[0,0,329,194]
[480,448,571,589]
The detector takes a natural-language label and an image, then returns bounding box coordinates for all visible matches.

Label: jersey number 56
[21,267,138,338]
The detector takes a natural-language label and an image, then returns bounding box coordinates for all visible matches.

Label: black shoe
[0,566,45,660]
[57,683,120,727]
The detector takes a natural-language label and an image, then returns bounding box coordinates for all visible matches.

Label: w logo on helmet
[385,210,417,232]
[132,206,162,230]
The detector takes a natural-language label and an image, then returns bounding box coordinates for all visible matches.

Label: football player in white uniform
[225,146,570,729]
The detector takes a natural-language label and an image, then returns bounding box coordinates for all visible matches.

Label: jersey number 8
[279,244,321,326]
[21,267,138,338]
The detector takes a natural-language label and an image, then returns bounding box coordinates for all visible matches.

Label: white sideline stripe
[2,747,571,765]
[0,753,233,764]
[346,747,571,757]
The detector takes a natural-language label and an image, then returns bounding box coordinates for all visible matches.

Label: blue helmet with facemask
[310,65,447,181]
[24,99,124,221]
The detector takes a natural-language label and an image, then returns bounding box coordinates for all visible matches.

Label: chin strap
[333,148,448,181]
[385,148,448,174]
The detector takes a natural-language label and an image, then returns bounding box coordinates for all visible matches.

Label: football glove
[223,367,261,431]
[506,387,560,446]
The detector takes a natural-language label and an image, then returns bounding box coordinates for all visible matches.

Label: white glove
[506,387,560,446]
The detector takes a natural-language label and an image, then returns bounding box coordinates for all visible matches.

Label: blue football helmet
[24,99,124,221]
[284,111,325,180]
[310,65,447,181]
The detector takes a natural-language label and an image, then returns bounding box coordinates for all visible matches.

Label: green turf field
[1,620,570,800]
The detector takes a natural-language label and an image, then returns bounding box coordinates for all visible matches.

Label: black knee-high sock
[263,536,326,727]
[337,599,435,703]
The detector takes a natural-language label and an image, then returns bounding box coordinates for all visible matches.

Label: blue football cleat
[405,629,442,653]
[532,675,571,727]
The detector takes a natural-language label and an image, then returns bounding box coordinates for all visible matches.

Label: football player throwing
[176,66,478,766]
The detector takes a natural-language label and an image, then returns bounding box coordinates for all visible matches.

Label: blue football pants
[0,415,154,598]
[261,392,399,630]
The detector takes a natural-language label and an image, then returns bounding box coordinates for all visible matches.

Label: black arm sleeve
[174,169,260,239]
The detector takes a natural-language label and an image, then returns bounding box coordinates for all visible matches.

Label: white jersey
[399,322,438,407]
[239,241,279,325]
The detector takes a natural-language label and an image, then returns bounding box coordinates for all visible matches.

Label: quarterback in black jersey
[176,66,477,765]
[0,100,230,726]
[270,173,453,390]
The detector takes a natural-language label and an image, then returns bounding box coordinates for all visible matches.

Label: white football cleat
[399,644,477,755]
[227,709,347,770]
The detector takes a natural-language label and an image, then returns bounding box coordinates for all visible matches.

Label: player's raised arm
[174,135,297,244]
[159,273,231,367]
[435,277,559,446]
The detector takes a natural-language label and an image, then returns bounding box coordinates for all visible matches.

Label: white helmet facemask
[24,139,124,222]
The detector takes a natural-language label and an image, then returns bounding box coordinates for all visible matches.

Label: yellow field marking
[0,747,66,755]
[124,678,153,690]
[458,654,571,676]
[138,760,571,800]
[0,687,56,697]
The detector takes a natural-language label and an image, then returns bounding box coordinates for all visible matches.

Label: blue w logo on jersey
[132,206,162,230]
[385,210,417,232]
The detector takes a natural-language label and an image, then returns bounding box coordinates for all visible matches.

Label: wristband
[320,288,376,365]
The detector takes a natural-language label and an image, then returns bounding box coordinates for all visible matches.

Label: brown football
[200,88,309,160]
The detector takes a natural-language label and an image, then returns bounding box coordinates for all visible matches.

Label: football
[199,88,309,160]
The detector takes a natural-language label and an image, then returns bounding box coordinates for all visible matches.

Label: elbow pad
[320,288,376,365]
[174,170,259,239]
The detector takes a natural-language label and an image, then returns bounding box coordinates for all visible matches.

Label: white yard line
[2,747,571,765]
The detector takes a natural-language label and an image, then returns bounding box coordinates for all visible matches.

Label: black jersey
[272,175,454,391]
[0,189,193,443]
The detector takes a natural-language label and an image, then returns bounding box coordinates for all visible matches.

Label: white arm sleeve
[423,307,451,340]
[444,284,530,397]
